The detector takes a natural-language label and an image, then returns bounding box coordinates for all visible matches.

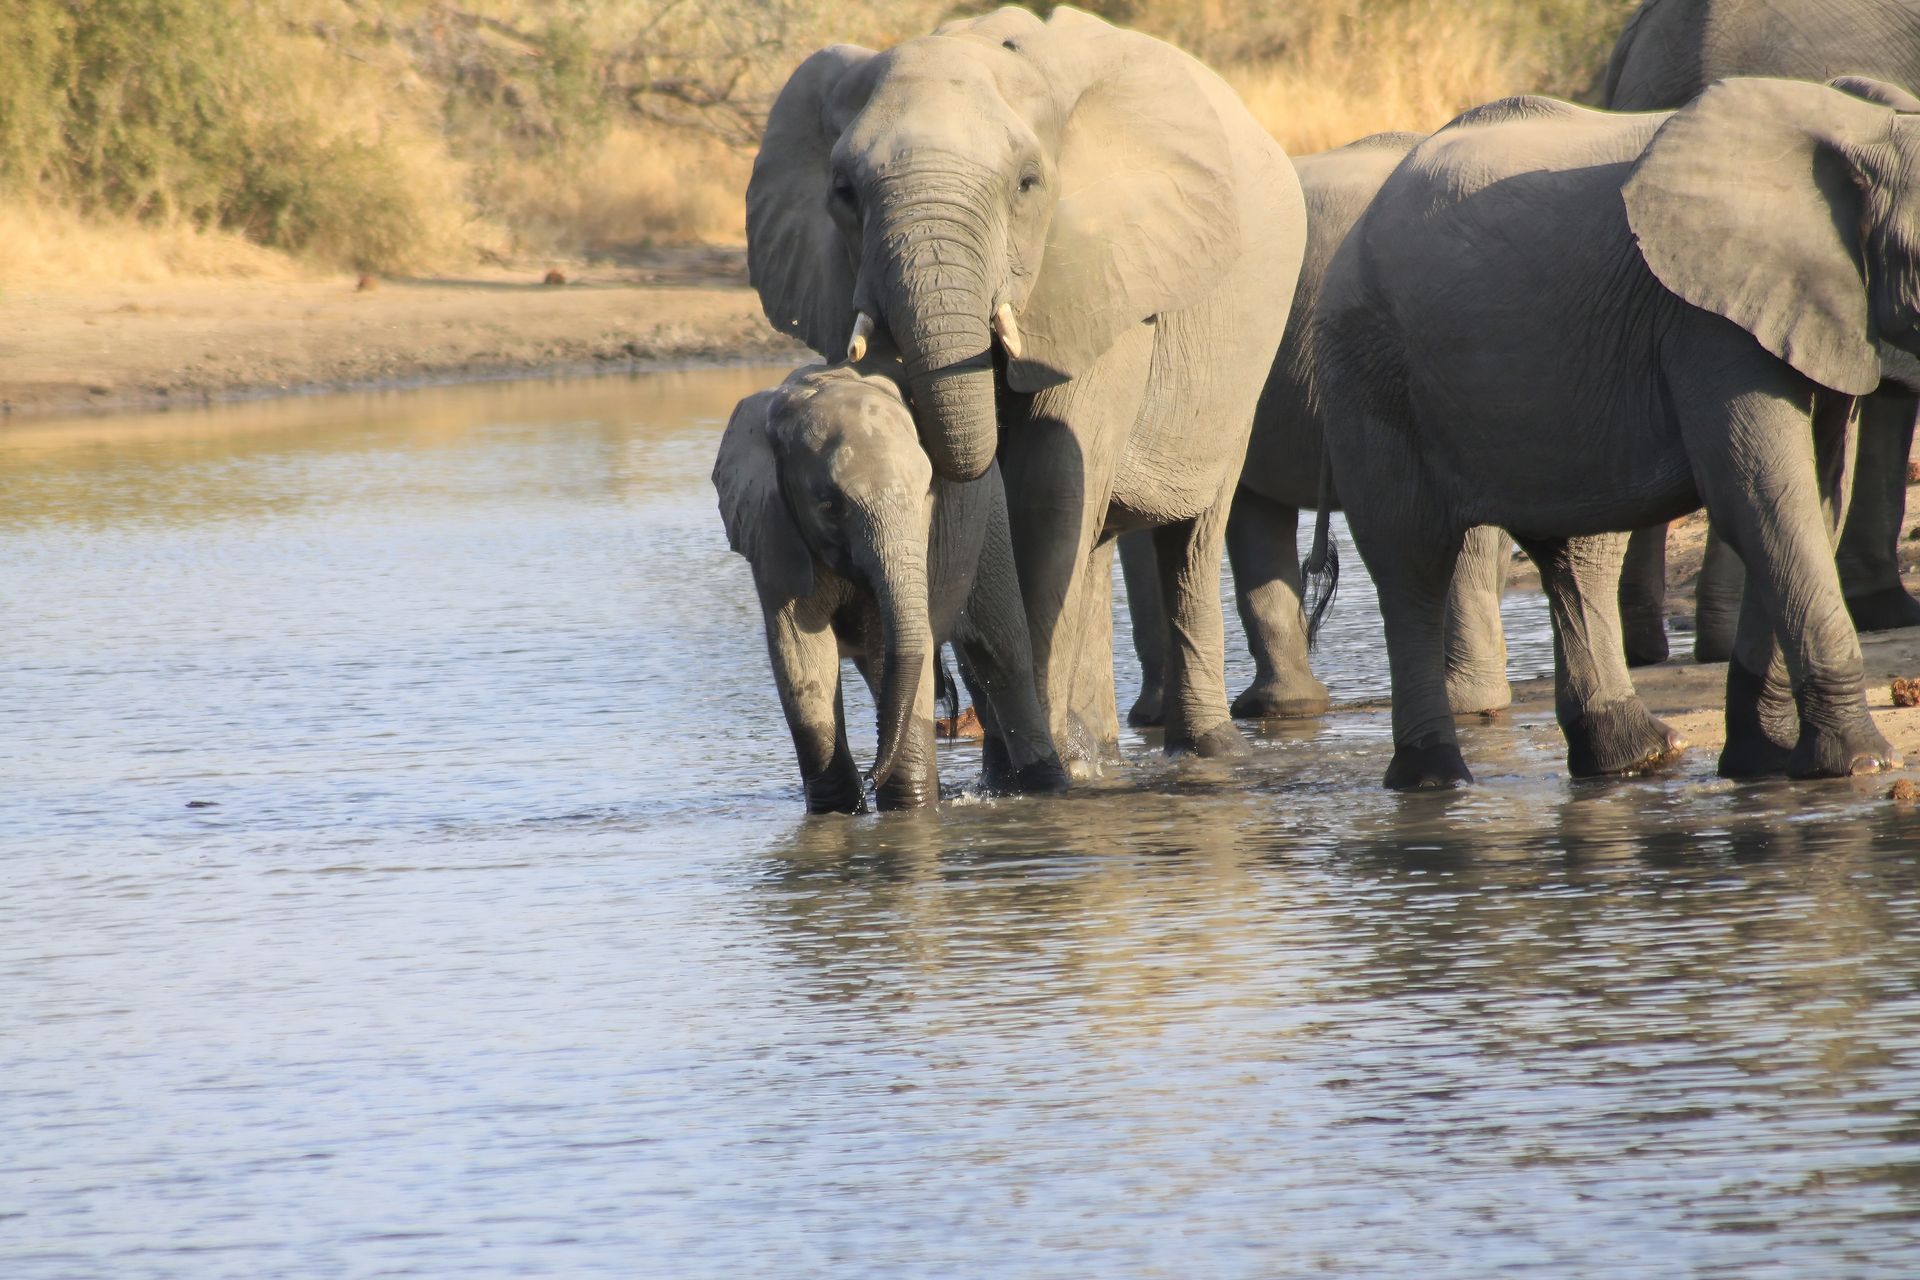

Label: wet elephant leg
[1718,589,1799,778]
[1693,522,1745,663]
[763,598,864,814]
[1443,525,1513,714]
[1224,487,1329,719]
[1513,531,1685,777]
[1839,391,1920,632]
[853,648,940,810]
[1117,528,1169,727]
[1155,476,1251,757]
[1617,524,1672,667]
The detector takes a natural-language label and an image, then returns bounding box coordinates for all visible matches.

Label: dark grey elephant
[1312,78,1920,788]
[745,7,1305,773]
[714,363,1069,813]
[1118,133,1515,729]
[1605,0,1920,664]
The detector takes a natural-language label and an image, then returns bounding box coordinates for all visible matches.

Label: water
[3,369,1918,1278]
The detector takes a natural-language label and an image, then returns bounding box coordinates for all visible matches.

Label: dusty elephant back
[1605,0,1920,109]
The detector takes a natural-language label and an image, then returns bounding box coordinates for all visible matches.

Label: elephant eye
[1017,172,1040,195]
[830,175,856,205]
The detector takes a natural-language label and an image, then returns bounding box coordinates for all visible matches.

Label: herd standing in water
[715,0,1920,811]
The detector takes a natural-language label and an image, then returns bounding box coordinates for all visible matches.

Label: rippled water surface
[4,370,1920,1277]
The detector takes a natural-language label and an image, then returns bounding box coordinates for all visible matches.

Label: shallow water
[3,369,1919,1278]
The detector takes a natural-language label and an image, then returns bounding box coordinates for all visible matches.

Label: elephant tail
[1301,459,1339,649]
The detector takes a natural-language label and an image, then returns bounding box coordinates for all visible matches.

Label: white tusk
[847,311,875,363]
[993,302,1023,360]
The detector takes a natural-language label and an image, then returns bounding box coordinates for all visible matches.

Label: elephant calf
[714,363,1069,813]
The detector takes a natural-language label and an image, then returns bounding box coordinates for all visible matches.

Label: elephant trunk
[860,514,934,794]
[868,176,1001,482]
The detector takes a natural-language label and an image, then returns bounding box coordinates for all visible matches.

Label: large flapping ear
[1827,75,1920,115]
[1623,77,1893,396]
[978,6,1241,389]
[713,390,815,601]
[746,45,877,361]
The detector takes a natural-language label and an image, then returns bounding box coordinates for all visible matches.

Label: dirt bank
[0,247,806,419]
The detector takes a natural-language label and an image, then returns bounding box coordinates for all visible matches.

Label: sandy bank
[0,247,806,420]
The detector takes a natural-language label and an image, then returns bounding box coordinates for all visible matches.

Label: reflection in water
[3,371,1918,1277]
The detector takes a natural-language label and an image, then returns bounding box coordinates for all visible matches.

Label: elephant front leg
[1443,525,1513,715]
[1617,524,1672,667]
[1718,589,1800,778]
[852,650,940,810]
[1681,368,1896,779]
[1515,532,1686,778]
[1224,489,1329,720]
[1838,391,1920,632]
[763,600,865,814]
[1117,529,1170,727]
[1154,480,1250,758]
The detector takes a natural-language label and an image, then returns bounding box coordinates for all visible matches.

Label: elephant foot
[1445,672,1512,716]
[1563,699,1687,778]
[1384,736,1473,790]
[1620,614,1670,667]
[1788,711,1901,779]
[1167,719,1252,759]
[805,767,867,815]
[1127,684,1165,728]
[1693,615,1737,664]
[1231,676,1330,720]
[1845,585,1920,633]
[1718,659,1799,779]
[982,740,1072,796]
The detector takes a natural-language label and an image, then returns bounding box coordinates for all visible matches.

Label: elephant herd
[713,1,1920,812]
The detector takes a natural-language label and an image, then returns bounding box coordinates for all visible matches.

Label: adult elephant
[1604,0,1920,664]
[1118,133,1514,729]
[746,6,1304,769]
[1311,79,1920,789]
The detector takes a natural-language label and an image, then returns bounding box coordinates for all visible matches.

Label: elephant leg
[1692,521,1744,663]
[1839,391,1920,632]
[1117,528,1169,727]
[1513,532,1686,777]
[952,482,1071,796]
[1679,368,1895,779]
[1617,524,1671,667]
[763,599,864,814]
[1718,588,1800,778]
[1444,525,1513,715]
[1154,477,1251,758]
[1224,488,1329,719]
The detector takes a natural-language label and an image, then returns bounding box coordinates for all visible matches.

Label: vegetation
[0,0,1637,283]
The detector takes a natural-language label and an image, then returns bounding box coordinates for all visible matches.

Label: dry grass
[0,204,300,288]
[480,125,751,254]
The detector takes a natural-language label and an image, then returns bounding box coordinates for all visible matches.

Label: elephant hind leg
[1444,525,1514,715]
[1515,531,1685,778]
[1154,479,1251,759]
[1839,391,1920,632]
[1718,588,1799,778]
[1117,529,1170,727]
[1617,523,1672,667]
[1224,488,1330,720]
[1692,521,1744,664]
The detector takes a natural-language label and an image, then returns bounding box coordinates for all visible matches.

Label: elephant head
[1624,76,1920,397]
[714,365,934,788]
[746,6,1242,480]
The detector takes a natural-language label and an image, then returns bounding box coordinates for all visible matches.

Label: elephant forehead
[847,37,1057,151]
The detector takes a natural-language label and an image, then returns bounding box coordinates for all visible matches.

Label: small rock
[355,273,378,292]
[1889,778,1919,803]
[1894,677,1920,708]
[1908,459,1920,485]
[543,268,567,286]
[936,706,985,740]
[185,800,218,809]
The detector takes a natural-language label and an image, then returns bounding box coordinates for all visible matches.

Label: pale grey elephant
[1312,79,1920,788]
[745,7,1305,773]
[715,363,1069,813]
[1604,0,1920,664]
[1118,133,1514,729]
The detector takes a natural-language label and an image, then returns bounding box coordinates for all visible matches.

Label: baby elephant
[714,363,1069,813]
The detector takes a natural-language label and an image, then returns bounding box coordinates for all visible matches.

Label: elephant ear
[1623,77,1893,396]
[1827,75,1920,115]
[746,45,877,360]
[1000,7,1242,389]
[713,390,815,601]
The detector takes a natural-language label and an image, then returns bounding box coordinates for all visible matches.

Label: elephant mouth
[847,305,1022,365]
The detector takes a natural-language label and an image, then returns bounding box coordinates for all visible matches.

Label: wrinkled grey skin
[714,363,1069,813]
[745,7,1305,773]
[1313,79,1920,789]
[1605,1,1920,663]
[1119,134,1514,728]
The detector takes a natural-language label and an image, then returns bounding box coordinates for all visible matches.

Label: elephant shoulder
[1603,0,1692,108]
[1402,97,1650,202]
